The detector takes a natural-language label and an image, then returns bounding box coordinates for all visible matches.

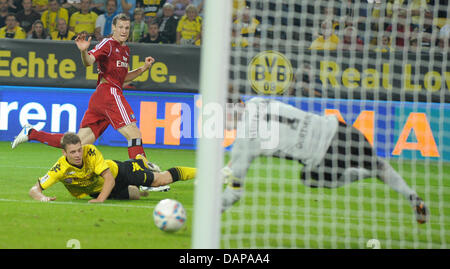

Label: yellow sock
[174,167,196,181]
[168,167,196,181]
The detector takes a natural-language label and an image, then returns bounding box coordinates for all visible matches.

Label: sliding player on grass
[221,97,429,224]
[12,13,160,171]
[29,133,196,203]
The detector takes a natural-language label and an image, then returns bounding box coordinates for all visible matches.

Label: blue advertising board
[1,85,449,161]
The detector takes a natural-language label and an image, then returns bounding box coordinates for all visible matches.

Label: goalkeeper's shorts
[300,122,379,186]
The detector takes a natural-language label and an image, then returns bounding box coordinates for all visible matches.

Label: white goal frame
[192,0,232,249]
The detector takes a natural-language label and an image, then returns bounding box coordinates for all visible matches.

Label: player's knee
[128,186,140,200]
[151,177,163,187]
[119,123,142,140]
[151,171,172,187]
[77,128,96,145]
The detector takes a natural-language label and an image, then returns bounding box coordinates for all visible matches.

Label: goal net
[216,0,449,249]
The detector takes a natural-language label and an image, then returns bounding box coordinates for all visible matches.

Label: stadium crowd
[0,0,448,50]
[0,0,203,45]
[230,0,450,52]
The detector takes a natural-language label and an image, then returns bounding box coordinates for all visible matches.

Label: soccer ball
[153,199,186,232]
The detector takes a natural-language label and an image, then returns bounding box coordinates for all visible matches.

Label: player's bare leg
[77,127,96,145]
[135,154,169,192]
[126,185,150,199]
[151,167,196,186]
[128,185,141,200]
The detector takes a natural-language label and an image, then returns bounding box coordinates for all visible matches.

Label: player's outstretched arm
[124,56,155,83]
[222,185,243,212]
[75,33,96,67]
[29,182,56,202]
[89,169,115,203]
[221,166,244,212]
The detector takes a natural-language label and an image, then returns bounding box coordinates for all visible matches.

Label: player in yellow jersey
[29,133,196,203]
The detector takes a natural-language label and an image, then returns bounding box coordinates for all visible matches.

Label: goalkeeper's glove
[221,185,243,212]
[221,166,242,187]
[220,166,244,212]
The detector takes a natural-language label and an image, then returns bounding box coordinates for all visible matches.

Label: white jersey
[229,97,339,179]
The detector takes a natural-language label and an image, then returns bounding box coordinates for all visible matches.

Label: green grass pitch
[0,141,449,248]
[0,142,196,249]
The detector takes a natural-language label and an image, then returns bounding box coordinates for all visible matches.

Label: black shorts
[300,122,379,186]
[90,159,155,200]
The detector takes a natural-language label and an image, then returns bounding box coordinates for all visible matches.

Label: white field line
[0,198,156,209]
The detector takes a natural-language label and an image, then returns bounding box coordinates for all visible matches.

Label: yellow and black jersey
[38,144,119,198]
[50,30,76,41]
[69,11,98,34]
[0,26,26,39]
[233,17,260,37]
[176,15,202,40]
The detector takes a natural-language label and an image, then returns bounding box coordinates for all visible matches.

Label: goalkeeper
[221,97,429,224]
[29,133,196,203]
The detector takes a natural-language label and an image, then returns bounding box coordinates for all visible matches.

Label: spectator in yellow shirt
[232,0,246,21]
[33,0,48,13]
[233,6,260,38]
[51,17,76,40]
[309,19,339,50]
[231,27,249,48]
[0,13,26,39]
[176,4,201,46]
[69,0,98,35]
[372,34,394,53]
[41,0,69,34]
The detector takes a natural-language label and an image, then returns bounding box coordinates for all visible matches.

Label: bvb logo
[247,50,293,94]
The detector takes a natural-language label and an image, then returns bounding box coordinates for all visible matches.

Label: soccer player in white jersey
[221,97,429,224]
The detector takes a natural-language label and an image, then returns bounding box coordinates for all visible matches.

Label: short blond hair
[134,8,144,16]
[185,4,198,14]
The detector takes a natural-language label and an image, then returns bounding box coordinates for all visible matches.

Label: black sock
[167,168,180,182]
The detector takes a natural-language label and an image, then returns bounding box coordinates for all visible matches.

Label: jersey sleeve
[39,161,63,190]
[86,145,110,176]
[229,137,260,180]
[88,38,111,62]
[69,13,76,28]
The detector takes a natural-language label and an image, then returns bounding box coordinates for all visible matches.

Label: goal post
[192,0,232,249]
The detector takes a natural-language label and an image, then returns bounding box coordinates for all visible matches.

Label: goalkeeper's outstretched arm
[221,138,260,212]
